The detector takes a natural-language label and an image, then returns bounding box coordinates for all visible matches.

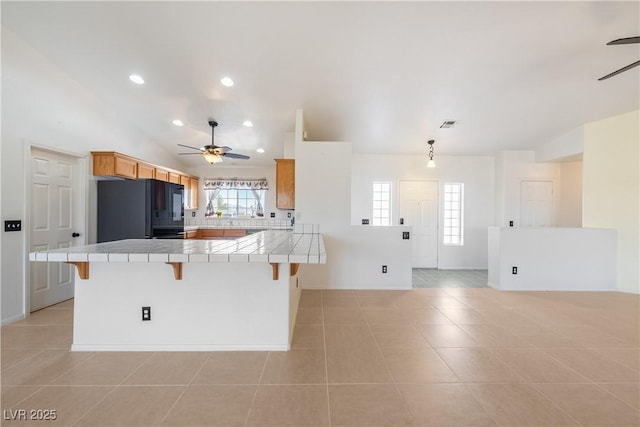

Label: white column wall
[583,110,640,293]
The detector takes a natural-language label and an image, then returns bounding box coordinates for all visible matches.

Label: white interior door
[399,180,438,268]
[30,149,80,311]
[520,180,554,227]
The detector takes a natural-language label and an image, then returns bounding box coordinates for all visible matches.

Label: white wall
[1,30,186,324]
[295,137,412,289]
[557,160,583,227]
[495,151,562,227]
[351,154,495,269]
[536,126,584,163]
[583,110,639,293]
[488,227,617,291]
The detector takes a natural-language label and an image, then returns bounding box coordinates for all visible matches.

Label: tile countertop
[29,229,326,264]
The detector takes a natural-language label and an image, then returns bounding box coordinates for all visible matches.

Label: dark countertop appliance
[97,179,184,242]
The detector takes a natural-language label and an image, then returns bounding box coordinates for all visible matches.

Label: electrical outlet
[4,220,21,232]
[270,212,276,218]
[191,211,196,217]
[509,220,514,227]
[512,267,518,275]
[362,219,370,225]
[402,231,410,240]
[142,306,151,321]
[382,265,388,273]
[287,212,292,218]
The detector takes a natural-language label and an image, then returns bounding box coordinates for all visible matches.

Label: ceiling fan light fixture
[427,139,436,168]
[203,152,223,164]
[256,148,265,153]
[129,74,144,85]
[172,119,184,127]
[220,77,234,87]
[242,120,253,127]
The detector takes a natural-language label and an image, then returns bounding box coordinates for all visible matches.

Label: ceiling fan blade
[223,153,250,160]
[177,143,203,151]
[212,146,232,154]
[178,152,205,155]
[607,37,640,45]
[598,60,640,81]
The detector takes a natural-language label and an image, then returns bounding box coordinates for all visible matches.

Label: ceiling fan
[598,36,640,81]
[178,120,250,164]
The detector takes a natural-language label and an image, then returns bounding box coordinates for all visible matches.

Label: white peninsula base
[73,262,300,351]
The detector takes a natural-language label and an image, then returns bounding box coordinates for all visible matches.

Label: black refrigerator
[97,179,184,242]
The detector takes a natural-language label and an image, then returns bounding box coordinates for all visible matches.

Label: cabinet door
[190,178,199,209]
[155,169,169,182]
[114,156,137,179]
[169,172,181,184]
[275,159,295,209]
[137,163,155,179]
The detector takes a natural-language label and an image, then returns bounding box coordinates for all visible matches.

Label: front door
[399,180,439,268]
[30,149,81,311]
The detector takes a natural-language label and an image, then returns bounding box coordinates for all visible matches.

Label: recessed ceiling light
[220,77,234,87]
[172,119,184,127]
[129,74,144,84]
[256,148,265,153]
[242,120,253,127]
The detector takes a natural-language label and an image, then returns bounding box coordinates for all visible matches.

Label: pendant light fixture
[427,139,436,168]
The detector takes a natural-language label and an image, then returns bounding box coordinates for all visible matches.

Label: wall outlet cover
[362,219,370,225]
[4,220,21,232]
[382,265,388,273]
[191,212,196,217]
[402,231,410,240]
[270,212,276,218]
[509,220,514,227]
[287,212,291,218]
[512,267,518,275]
[142,306,151,321]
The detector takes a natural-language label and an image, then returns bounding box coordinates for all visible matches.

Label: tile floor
[413,269,488,288]
[2,289,639,426]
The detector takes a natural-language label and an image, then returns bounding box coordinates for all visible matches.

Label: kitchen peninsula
[29,227,325,351]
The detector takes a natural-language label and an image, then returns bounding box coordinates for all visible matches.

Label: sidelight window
[443,183,464,245]
[372,181,392,226]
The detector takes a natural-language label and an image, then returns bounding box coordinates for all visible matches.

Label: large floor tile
[14,308,73,326]
[362,307,409,325]
[192,352,268,384]
[417,324,478,348]
[437,307,491,325]
[290,324,324,349]
[162,385,256,426]
[598,382,640,409]
[329,384,413,426]
[326,345,392,383]
[488,347,589,383]
[2,349,94,386]
[2,386,111,426]
[589,346,640,372]
[322,307,367,324]
[1,386,42,409]
[541,347,640,382]
[52,352,152,385]
[295,307,323,325]
[260,349,326,384]
[370,323,431,348]
[1,349,43,371]
[77,386,184,426]
[468,383,579,426]
[381,348,458,383]
[324,324,377,349]
[322,295,360,308]
[460,324,532,347]
[533,383,640,426]
[121,352,209,385]
[435,348,523,383]
[246,385,329,426]
[298,290,322,308]
[402,308,454,325]
[398,383,495,426]
[1,326,71,349]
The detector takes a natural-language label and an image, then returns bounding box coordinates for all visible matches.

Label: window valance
[203,177,269,190]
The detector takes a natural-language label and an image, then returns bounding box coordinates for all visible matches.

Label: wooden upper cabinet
[180,175,191,209]
[190,177,199,210]
[169,172,181,184]
[137,163,155,179]
[92,152,137,179]
[275,159,295,209]
[155,169,169,182]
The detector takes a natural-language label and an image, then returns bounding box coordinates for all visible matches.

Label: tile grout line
[242,349,271,427]
[320,291,332,427]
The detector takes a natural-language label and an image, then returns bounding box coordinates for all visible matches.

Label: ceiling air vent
[439,120,457,129]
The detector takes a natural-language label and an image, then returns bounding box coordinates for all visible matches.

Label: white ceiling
[2,1,639,167]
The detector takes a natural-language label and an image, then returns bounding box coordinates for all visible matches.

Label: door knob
[72,232,80,238]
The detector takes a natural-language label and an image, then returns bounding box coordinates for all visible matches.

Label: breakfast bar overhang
[29,229,326,351]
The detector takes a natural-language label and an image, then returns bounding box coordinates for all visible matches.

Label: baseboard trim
[71,344,290,352]
[1,313,26,326]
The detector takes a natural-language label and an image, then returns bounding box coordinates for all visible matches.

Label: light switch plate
[4,220,21,232]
